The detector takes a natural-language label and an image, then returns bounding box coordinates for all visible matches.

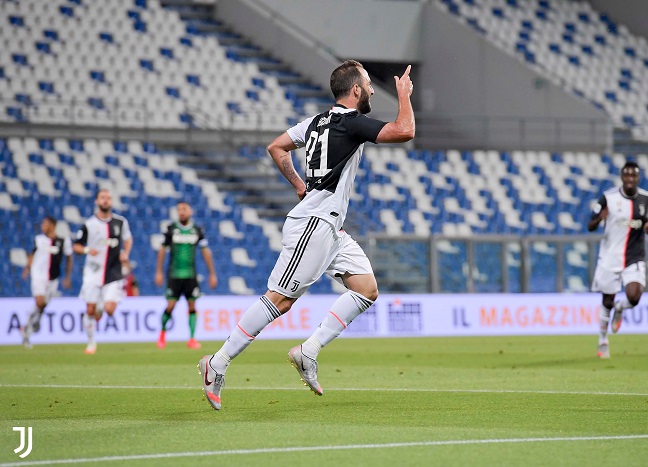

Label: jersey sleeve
[346,114,388,143]
[74,224,88,245]
[162,223,173,247]
[31,239,37,254]
[286,116,316,148]
[121,218,132,242]
[591,195,607,219]
[63,237,73,256]
[197,226,209,249]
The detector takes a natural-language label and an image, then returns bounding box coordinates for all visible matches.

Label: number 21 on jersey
[305,129,331,178]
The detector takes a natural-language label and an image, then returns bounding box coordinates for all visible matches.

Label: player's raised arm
[267,132,307,200]
[375,65,415,144]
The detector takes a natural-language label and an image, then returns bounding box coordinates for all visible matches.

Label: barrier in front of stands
[1,293,647,345]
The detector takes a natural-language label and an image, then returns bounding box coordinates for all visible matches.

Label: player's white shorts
[268,216,373,298]
[592,261,646,294]
[31,277,59,302]
[80,280,124,305]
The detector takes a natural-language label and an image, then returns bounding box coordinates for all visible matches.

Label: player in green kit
[155,201,218,349]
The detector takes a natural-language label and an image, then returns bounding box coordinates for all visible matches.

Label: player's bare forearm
[587,218,600,231]
[155,248,166,275]
[588,206,608,231]
[23,255,33,278]
[202,248,217,277]
[65,255,73,279]
[72,243,85,255]
[394,97,415,140]
[268,132,307,197]
[123,238,133,258]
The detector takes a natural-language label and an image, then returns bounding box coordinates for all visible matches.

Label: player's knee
[104,303,116,315]
[364,286,379,302]
[602,297,614,309]
[628,294,641,307]
[35,297,47,309]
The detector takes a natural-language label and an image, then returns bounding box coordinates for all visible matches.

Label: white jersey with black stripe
[30,234,72,281]
[74,214,132,286]
[286,105,386,232]
[592,187,648,271]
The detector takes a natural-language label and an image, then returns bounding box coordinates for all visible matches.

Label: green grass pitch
[1,335,647,466]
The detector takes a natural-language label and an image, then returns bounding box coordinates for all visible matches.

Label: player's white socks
[83,313,97,345]
[22,308,41,338]
[599,305,611,342]
[615,298,633,311]
[301,291,374,360]
[211,296,282,374]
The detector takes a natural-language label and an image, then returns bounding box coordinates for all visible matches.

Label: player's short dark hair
[177,200,191,207]
[330,60,365,100]
[95,188,111,199]
[43,215,57,226]
[621,161,640,175]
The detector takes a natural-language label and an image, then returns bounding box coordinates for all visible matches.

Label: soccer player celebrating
[198,60,414,410]
[155,201,218,349]
[588,161,648,358]
[73,189,132,354]
[21,216,73,348]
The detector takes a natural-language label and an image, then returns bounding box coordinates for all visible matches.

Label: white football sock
[83,313,97,345]
[23,307,41,338]
[212,296,282,374]
[599,305,611,341]
[302,291,374,359]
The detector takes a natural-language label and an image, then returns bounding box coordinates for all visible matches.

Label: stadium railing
[358,233,602,294]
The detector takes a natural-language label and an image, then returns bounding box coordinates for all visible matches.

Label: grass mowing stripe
[1,383,648,397]
[2,435,647,466]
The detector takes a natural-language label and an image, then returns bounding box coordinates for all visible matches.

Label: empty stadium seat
[436,0,648,140]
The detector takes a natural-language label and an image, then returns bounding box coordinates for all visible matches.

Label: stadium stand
[0,136,348,297]
[3,133,643,296]
[0,0,329,129]
[436,0,648,141]
[1,0,646,297]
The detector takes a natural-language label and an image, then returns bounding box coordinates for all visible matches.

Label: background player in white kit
[21,216,73,348]
[73,189,132,354]
[588,161,648,358]
[199,60,415,410]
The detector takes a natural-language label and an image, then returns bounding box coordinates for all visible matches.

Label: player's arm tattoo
[280,156,302,187]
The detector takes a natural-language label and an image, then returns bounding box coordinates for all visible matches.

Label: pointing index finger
[402,65,411,78]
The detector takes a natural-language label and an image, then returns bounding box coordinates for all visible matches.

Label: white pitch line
[1,435,647,466]
[1,383,647,397]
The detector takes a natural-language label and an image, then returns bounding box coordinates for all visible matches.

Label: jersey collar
[331,104,356,114]
[176,221,194,230]
[619,187,639,199]
[94,214,113,223]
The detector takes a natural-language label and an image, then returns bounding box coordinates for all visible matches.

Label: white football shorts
[267,216,373,298]
[80,279,124,305]
[31,277,59,302]
[591,261,646,294]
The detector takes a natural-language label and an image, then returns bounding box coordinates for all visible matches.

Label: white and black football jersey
[74,214,132,286]
[286,105,387,232]
[591,187,648,270]
[30,234,72,281]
